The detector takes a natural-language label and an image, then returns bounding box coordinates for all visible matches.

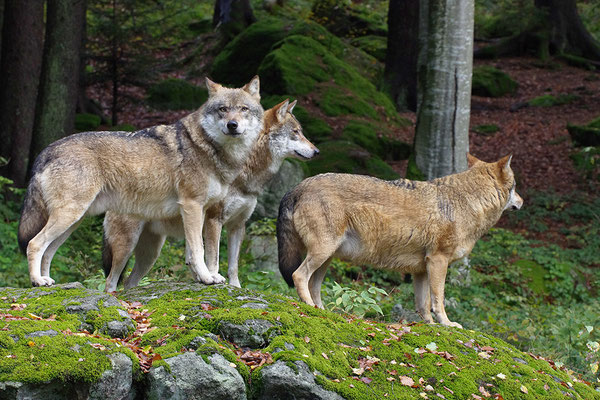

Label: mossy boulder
[305,140,400,180]
[568,116,600,147]
[341,120,411,161]
[472,66,518,97]
[147,78,208,110]
[1,282,599,399]
[310,0,387,38]
[211,18,382,87]
[258,35,396,119]
[75,113,102,132]
[350,35,387,62]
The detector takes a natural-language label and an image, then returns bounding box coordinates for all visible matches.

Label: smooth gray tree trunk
[413,0,474,180]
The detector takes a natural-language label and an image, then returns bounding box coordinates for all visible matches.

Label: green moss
[350,35,387,62]
[258,35,396,119]
[528,94,578,107]
[567,117,600,147]
[146,78,208,110]
[341,120,411,161]
[109,123,136,132]
[317,86,377,118]
[305,140,399,180]
[472,66,518,97]
[75,113,101,132]
[473,123,500,136]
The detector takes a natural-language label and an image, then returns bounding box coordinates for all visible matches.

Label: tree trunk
[535,0,600,61]
[413,0,474,180]
[213,0,256,41]
[0,0,44,186]
[30,0,87,168]
[384,0,419,112]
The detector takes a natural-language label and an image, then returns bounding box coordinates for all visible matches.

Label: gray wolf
[276,154,523,328]
[18,76,263,287]
[102,99,319,291]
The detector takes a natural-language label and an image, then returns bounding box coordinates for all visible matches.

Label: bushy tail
[17,179,48,254]
[277,189,304,287]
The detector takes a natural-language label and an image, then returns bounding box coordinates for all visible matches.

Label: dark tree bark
[535,0,600,61]
[213,0,256,41]
[30,0,87,168]
[384,0,419,112]
[0,0,44,186]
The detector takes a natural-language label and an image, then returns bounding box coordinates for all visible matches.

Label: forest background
[0,0,599,383]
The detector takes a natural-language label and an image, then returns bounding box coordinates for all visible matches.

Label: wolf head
[266,99,320,160]
[200,76,264,143]
[468,153,523,211]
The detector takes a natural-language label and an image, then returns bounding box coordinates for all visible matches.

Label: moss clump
[310,0,387,38]
[473,123,500,136]
[258,35,396,119]
[472,66,518,97]
[350,35,387,62]
[342,120,411,161]
[567,116,600,147]
[75,113,102,132]
[109,123,136,132]
[528,93,578,107]
[317,86,378,118]
[146,78,208,110]
[305,140,399,180]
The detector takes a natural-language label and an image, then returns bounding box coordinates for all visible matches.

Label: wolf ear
[242,75,261,101]
[498,154,513,173]
[466,153,482,168]
[275,99,290,122]
[287,100,297,114]
[205,77,222,97]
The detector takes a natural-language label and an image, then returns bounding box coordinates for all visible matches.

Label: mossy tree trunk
[213,0,256,42]
[0,0,44,187]
[413,0,473,180]
[535,0,600,61]
[384,0,419,112]
[29,0,87,169]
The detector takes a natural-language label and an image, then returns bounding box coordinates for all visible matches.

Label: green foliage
[472,66,518,97]
[246,218,277,236]
[473,123,500,136]
[74,113,102,132]
[305,140,399,180]
[326,281,387,317]
[528,93,579,107]
[310,0,387,38]
[567,116,600,147]
[349,35,387,62]
[474,0,540,39]
[146,78,208,110]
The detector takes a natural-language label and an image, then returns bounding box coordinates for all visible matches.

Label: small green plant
[246,218,277,236]
[473,123,500,136]
[326,281,387,318]
[528,94,579,107]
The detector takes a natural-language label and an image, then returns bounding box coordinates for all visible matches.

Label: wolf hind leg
[292,249,335,307]
[40,219,83,277]
[123,226,166,290]
[27,208,86,286]
[426,254,463,329]
[308,258,331,309]
[413,271,433,324]
[104,220,145,293]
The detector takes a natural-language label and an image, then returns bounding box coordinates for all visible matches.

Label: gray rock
[246,234,280,275]
[254,159,305,219]
[240,302,269,310]
[390,303,421,323]
[25,330,58,339]
[88,352,134,400]
[146,352,246,400]
[257,360,345,400]
[218,319,280,348]
[101,320,133,339]
[0,380,87,399]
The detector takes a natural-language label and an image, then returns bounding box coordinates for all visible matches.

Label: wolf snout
[226,120,239,135]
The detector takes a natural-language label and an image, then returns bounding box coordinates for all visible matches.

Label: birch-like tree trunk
[413,0,474,180]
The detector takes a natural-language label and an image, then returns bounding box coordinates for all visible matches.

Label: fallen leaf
[520,385,528,394]
[426,342,438,352]
[321,352,329,360]
[478,352,491,359]
[304,336,310,343]
[479,386,491,398]
[387,377,396,381]
[399,375,415,386]
[361,377,373,384]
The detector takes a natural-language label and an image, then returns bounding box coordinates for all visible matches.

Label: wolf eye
[293,129,300,134]
[219,106,227,112]
[241,106,249,112]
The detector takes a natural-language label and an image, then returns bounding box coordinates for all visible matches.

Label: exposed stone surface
[254,159,305,219]
[218,319,281,348]
[256,361,345,400]
[88,353,134,400]
[146,352,246,400]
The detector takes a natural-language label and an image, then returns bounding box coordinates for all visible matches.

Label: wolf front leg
[425,254,463,329]
[180,199,215,285]
[203,212,226,284]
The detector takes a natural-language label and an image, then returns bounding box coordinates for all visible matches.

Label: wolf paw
[31,276,55,287]
[212,273,226,284]
[445,321,463,329]
[229,278,241,288]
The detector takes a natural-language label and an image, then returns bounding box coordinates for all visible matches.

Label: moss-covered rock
[211,18,382,87]
[341,120,411,161]
[146,78,208,110]
[472,66,518,97]
[75,113,102,132]
[528,94,579,108]
[568,116,600,147]
[350,35,387,62]
[310,0,387,38]
[1,281,598,399]
[305,140,400,180]
[258,35,395,119]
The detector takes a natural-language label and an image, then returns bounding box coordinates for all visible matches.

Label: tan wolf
[276,154,523,328]
[18,77,264,287]
[102,99,319,291]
